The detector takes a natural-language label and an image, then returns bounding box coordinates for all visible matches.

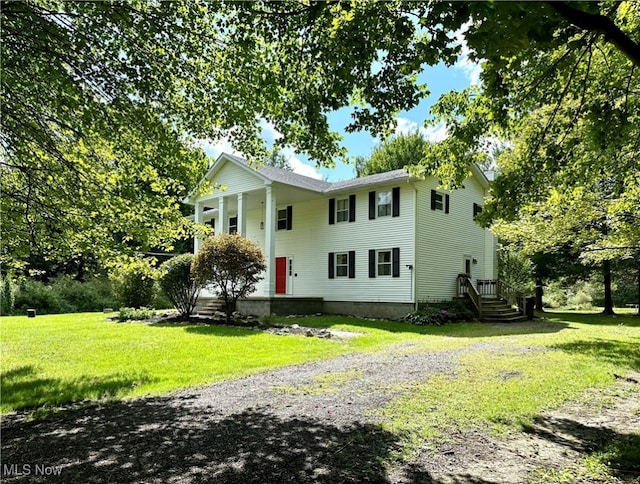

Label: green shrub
[1,273,16,315]
[50,275,117,312]
[110,257,157,308]
[14,279,69,314]
[567,290,593,310]
[405,301,476,326]
[157,254,201,317]
[117,307,155,321]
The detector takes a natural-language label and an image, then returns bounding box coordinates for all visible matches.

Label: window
[329,195,355,224]
[377,250,392,275]
[328,251,355,279]
[377,191,392,217]
[277,205,293,230]
[369,248,400,278]
[473,203,483,218]
[335,252,349,277]
[369,188,400,219]
[229,216,237,234]
[430,189,450,213]
[336,198,349,222]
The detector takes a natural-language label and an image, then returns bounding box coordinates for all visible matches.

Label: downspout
[411,182,418,311]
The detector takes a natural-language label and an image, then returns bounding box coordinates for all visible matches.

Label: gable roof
[186,152,489,203]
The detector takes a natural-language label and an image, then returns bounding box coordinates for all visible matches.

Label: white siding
[203,162,265,198]
[252,183,416,302]
[415,176,495,302]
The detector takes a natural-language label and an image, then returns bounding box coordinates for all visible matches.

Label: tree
[5,1,639,277]
[191,233,266,324]
[356,132,430,177]
[157,254,202,318]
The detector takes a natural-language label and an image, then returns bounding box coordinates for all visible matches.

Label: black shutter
[369,191,376,219]
[328,252,335,279]
[368,249,376,278]
[430,189,437,210]
[445,194,450,214]
[349,194,356,222]
[348,250,356,278]
[329,198,335,225]
[286,205,293,230]
[392,248,400,277]
[473,203,483,218]
[392,187,400,217]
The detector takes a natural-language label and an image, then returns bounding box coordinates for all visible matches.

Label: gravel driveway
[1,340,462,483]
[3,333,637,484]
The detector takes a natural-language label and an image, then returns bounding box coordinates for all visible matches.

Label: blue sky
[202,57,478,182]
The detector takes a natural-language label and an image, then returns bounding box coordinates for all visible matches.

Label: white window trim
[336,198,349,223]
[277,208,288,231]
[335,252,349,277]
[377,249,392,276]
[377,191,392,217]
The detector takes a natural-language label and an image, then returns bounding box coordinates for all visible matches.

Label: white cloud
[452,22,482,86]
[394,117,448,143]
[259,118,284,144]
[279,146,323,180]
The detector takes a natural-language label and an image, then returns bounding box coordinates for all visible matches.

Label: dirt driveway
[2,333,638,483]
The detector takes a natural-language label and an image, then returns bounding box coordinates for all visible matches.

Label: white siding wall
[415,176,494,302]
[251,183,416,302]
[203,162,265,198]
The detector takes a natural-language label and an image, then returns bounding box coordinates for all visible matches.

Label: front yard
[1,309,639,482]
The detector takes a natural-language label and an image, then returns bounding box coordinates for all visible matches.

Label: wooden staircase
[479,297,528,323]
[457,275,532,323]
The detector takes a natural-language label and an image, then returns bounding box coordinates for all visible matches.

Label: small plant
[157,254,201,317]
[404,301,475,326]
[117,307,155,321]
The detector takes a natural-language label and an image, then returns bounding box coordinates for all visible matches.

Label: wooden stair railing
[456,274,482,320]
[458,275,528,319]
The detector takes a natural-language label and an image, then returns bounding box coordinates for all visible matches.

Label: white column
[194,201,204,253]
[237,193,247,236]
[263,184,276,297]
[218,196,228,233]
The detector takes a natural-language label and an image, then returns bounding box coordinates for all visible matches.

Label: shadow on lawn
[0,366,154,413]
[2,397,482,484]
[551,339,640,371]
[522,415,640,480]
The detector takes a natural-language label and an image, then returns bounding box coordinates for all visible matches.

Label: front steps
[194,298,224,317]
[480,297,528,323]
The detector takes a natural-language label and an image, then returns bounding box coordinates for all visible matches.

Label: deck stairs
[479,297,528,323]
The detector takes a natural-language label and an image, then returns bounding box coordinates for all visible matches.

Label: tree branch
[548,2,640,67]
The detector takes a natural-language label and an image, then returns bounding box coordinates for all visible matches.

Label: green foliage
[12,276,117,315]
[192,233,266,323]
[498,246,535,293]
[117,307,155,322]
[157,254,201,317]
[404,301,475,326]
[356,132,430,177]
[110,257,157,309]
[1,273,15,315]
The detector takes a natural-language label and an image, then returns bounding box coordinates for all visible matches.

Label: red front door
[275,257,287,294]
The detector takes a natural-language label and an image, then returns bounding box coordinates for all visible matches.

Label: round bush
[158,254,201,317]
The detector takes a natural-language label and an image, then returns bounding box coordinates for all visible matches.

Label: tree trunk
[602,259,615,315]
[535,275,545,312]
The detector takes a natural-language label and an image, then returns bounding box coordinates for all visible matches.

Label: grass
[379,309,640,480]
[1,308,639,480]
[0,312,444,414]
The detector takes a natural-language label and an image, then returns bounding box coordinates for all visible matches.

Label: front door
[275,257,287,294]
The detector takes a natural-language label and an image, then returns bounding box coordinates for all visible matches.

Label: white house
[184,153,497,319]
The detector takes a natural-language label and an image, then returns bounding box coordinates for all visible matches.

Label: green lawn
[1,309,638,425]
[0,312,441,414]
